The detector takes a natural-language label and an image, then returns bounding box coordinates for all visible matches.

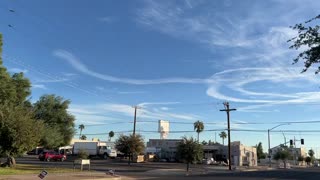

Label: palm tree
[219,131,227,145]
[108,131,115,142]
[79,124,85,139]
[193,120,204,142]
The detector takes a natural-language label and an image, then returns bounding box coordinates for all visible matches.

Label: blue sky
[1,0,320,154]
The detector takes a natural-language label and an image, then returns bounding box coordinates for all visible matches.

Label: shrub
[78,149,89,159]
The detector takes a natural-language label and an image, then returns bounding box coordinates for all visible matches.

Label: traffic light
[290,140,293,146]
[301,139,304,145]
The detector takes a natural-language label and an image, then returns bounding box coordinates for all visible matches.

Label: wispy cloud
[138,102,180,107]
[54,1,320,112]
[34,78,71,83]
[8,68,28,74]
[117,91,146,94]
[62,72,77,77]
[32,84,47,89]
[98,16,114,23]
[70,102,200,124]
[54,48,320,111]
[53,49,212,84]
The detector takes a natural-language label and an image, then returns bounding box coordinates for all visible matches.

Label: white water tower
[158,120,169,139]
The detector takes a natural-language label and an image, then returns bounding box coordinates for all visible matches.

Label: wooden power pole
[132,105,141,136]
[220,102,236,171]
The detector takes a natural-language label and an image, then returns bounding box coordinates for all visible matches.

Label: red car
[39,151,66,162]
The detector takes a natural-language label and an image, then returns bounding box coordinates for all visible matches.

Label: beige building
[270,146,307,159]
[146,139,257,166]
[146,139,182,160]
[203,141,257,166]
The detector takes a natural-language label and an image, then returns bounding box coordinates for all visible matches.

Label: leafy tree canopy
[256,142,266,160]
[0,104,44,156]
[308,149,315,157]
[33,94,76,148]
[0,34,43,157]
[115,134,145,157]
[288,15,320,73]
[176,137,203,172]
[273,148,291,161]
[80,135,87,140]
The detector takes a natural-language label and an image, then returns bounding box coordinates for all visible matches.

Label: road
[7,156,320,180]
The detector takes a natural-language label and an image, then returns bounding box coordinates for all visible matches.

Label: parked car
[39,151,66,162]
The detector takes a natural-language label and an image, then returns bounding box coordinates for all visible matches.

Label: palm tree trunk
[223,138,224,145]
[197,133,200,142]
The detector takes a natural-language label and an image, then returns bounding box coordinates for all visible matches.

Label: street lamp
[281,131,287,146]
[268,123,290,167]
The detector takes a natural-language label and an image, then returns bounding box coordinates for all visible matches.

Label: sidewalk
[0,172,125,180]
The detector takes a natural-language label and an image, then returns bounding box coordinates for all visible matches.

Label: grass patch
[0,164,79,175]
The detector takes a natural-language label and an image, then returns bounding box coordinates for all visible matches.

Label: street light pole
[268,123,290,167]
[281,131,287,146]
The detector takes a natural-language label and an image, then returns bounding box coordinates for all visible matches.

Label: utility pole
[220,102,236,171]
[132,105,141,136]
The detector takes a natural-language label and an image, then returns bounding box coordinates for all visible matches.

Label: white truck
[73,141,117,159]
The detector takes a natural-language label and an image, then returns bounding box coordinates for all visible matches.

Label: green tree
[33,95,76,149]
[288,15,320,74]
[308,149,315,158]
[78,124,85,139]
[0,104,44,157]
[109,131,115,142]
[256,142,266,161]
[297,155,304,166]
[219,131,227,145]
[308,149,315,163]
[0,34,44,167]
[176,137,203,172]
[305,156,312,166]
[273,148,291,169]
[115,134,145,165]
[193,120,204,142]
[201,140,208,145]
[0,36,31,106]
[80,135,87,140]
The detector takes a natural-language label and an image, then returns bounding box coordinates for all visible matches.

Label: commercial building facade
[146,139,257,166]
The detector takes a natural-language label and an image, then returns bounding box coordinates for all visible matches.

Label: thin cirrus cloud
[98,16,115,23]
[54,49,320,111]
[70,103,200,124]
[32,84,47,90]
[207,67,320,111]
[53,49,212,85]
[54,1,320,111]
[8,68,28,74]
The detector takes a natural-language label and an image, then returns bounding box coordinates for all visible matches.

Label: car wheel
[103,153,108,159]
[46,158,50,162]
[61,157,65,162]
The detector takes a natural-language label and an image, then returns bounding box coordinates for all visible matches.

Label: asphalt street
[3,155,320,180]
